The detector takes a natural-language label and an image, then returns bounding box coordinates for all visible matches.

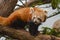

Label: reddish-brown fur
[0,7,47,26]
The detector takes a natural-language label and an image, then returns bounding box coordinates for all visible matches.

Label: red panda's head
[30,7,47,24]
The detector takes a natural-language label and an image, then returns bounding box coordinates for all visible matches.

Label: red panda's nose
[34,19,42,24]
[34,21,37,24]
[34,21,39,25]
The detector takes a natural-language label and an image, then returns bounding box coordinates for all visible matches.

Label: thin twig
[19,0,25,6]
[47,11,60,19]
[16,4,24,7]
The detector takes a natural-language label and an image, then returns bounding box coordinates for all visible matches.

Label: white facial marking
[30,7,34,14]
[32,15,41,24]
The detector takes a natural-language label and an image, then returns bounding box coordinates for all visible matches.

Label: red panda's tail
[0,16,7,26]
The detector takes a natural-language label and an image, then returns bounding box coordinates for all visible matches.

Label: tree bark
[0,25,60,40]
[0,0,18,17]
[0,26,34,40]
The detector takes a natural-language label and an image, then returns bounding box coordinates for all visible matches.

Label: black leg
[29,21,39,36]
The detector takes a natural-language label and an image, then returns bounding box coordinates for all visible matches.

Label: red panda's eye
[37,18,42,22]
[37,18,40,20]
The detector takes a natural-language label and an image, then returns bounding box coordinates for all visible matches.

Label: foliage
[41,27,60,37]
[51,0,58,9]
[28,0,43,7]
[51,0,60,9]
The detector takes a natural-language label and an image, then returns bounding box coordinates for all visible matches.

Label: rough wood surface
[0,26,34,40]
[0,25,60,40]
[0,0,17,17]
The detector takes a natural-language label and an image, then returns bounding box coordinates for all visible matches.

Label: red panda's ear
[30,7,34,14]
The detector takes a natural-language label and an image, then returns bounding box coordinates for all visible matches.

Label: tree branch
[47,11,60,19]
[19,0,25,6]
[0,25,34,40]
[0,25,60,40]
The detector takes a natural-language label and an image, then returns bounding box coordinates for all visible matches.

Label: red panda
[0,7,47,36]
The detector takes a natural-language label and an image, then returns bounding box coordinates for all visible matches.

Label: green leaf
[51,0,58,9]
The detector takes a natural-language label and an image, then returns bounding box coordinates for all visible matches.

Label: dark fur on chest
[28,21,40,36]
[9,19,27,29]
[9,19,40,36]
